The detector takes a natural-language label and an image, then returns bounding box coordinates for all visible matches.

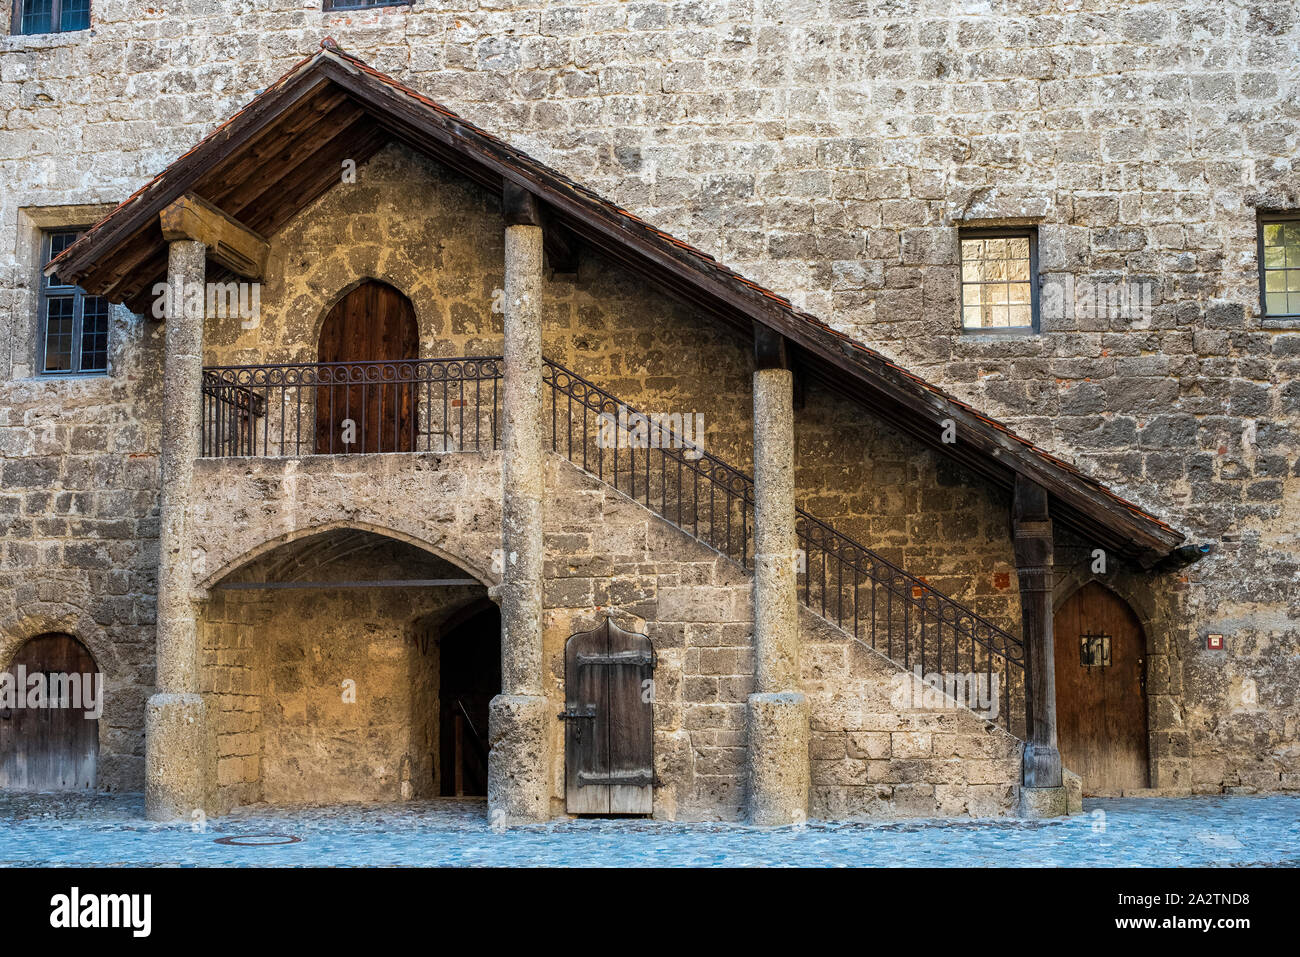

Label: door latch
[557,706,596,720]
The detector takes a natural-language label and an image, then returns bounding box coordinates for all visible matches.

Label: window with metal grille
[1259,214,1300,323]
[11,0,91,35]
[322,0,411,10]
[39,230,110,375]
[959,229,1039,332]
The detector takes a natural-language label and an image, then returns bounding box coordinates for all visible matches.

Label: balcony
[200,357,503,457]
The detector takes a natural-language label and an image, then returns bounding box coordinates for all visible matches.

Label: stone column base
[145,692,212,822]
[746,691,810,826]
[1063,769,1084,814]
[487,693,551,825]
[1018,785,1068,819]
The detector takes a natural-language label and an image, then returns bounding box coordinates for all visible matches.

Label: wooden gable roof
[48,40,1186,568]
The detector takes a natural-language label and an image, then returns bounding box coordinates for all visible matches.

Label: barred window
[1259,215,1300,322]
[12,0,91,35]
[960,230,1039,332]
[39,230,110,375]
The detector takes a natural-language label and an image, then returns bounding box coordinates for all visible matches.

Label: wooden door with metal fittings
[562,619,655,815]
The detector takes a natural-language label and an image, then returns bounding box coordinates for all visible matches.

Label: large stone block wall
[0,354,163,791]
[2,0,1297,797]
[541,457,1027,820]
[201,579,480,813]
[803,609,1023,819]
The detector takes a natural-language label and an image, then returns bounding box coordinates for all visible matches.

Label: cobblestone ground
[0,794,1295,867]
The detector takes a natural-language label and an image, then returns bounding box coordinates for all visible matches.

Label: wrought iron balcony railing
[200,357,503,457]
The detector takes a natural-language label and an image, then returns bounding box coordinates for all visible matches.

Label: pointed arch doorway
[1053,582,1150,793]
[315,280,419,453]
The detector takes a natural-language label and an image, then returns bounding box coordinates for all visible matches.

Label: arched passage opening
[201,527,496,811]
[0,633,100,791]
[1053,581,1150,794]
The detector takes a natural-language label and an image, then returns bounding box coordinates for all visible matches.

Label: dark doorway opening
[315,279,419,453]
[438,604,501,797]
[0,633,99,791]
[1053,581,1150,794]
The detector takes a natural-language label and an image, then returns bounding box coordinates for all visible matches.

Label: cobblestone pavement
[0,793,1295,867]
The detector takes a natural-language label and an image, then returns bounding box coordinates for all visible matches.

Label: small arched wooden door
[0,634,99,790]
[1053,582,1149,793]
[563,619,655,815]
[315,280,419,453]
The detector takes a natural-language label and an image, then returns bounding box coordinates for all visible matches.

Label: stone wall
[184,447,1024,818]
[2,0,1297,799]
[804,609,1023,819]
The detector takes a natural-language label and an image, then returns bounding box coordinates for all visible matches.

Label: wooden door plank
[565,625,610,814]
[1053,583,1149,793]
[0,634,98,791]
[606,621,654,814]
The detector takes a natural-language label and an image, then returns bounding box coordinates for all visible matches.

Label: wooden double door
[1053,582,1149,793]
[563,620,655,816]
[315,280,419,453]
[0,634,99,790]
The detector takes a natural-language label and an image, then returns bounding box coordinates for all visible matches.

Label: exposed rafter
[158,192,270,280]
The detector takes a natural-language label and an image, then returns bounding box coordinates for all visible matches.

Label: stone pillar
[746,337,810,825]
[1013,475,1066,818]
[145,239,213,821]
[488,184,550,824]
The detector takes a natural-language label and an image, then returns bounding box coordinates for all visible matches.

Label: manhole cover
[213,833,303,847]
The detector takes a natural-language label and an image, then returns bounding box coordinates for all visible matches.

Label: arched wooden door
[1053,582,1149,793]
[0,634,99,790]
[315,280,419,453]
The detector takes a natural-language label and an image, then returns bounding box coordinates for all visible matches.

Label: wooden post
[1013,475,1063,790]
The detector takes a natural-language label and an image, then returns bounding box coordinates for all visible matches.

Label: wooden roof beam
[159,192,270,280]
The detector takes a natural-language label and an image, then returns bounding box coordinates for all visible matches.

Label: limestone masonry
[0,1,1296,822]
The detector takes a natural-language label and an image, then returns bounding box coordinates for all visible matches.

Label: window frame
[37,228,111,377]
[1257,211,1300,325]
[321,0,411,11]
[10,0,92,36]
[958,226,1041,335]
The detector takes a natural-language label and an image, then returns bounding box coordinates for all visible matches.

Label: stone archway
[0,608,133,793]
[198,526,493,812]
